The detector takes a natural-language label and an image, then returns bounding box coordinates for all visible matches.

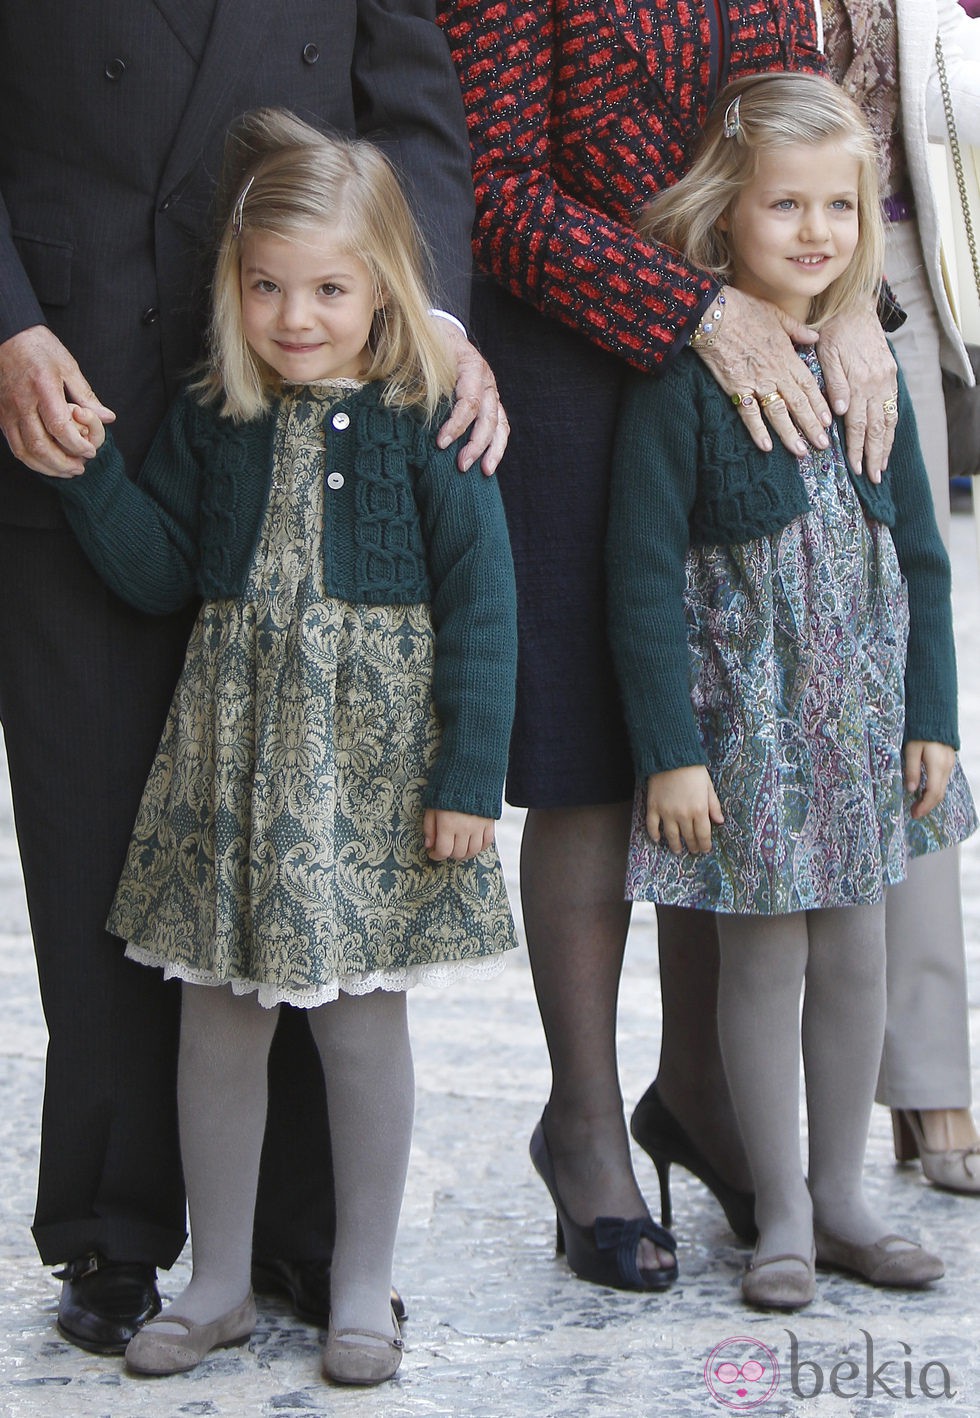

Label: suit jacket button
[327,471,345,490]
[105,58,126,80]
[141,307,160,326]
[302,42,320,64]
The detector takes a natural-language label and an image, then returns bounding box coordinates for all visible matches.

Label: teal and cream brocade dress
[109,383,517,1005]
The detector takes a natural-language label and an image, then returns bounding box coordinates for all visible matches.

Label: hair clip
[723,95,742,139]
[231,174,255,238]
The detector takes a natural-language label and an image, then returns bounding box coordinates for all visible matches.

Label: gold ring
[731,392,756,408]
[882,396,898,416]
[758,390,784,409]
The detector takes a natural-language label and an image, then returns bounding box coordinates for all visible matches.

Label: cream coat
[818,0,980,381]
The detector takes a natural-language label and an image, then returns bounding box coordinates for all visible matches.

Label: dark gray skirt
[471,277,634,809]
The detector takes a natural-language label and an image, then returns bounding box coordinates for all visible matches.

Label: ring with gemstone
[732,392,756,408]
[882,396,898,416]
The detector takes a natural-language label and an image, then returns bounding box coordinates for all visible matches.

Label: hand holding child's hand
[904,741,955,819]
[423,808,495,861]
[646,767,724,854]
[70,404,106,455]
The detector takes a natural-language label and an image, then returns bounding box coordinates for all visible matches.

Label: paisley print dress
[109,384,517,1004]
[626,360,976,915]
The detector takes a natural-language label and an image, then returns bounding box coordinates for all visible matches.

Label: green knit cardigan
[53,382,518,820]
[607,350,958,780]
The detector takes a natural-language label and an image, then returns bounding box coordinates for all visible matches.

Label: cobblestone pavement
[2,502,980,1418]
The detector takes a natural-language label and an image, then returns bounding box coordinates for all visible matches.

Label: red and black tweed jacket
[439,0,825,372]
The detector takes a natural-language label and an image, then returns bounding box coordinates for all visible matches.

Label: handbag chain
[935,33,980,306]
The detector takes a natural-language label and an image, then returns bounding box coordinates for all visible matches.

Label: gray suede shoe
[814,1227,944,1287]
[322,1318,404,1385]
[742,1246,816,1311]
[124,1291,257,1375]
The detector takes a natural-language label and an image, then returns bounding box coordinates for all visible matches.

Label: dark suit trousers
[0,525,335,1267]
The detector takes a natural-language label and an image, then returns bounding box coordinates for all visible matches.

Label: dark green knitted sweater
[607,350,958,780]
[54,382,518,820]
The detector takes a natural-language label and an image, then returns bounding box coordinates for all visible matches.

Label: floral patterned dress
[109,383,517,1005]
[625,359,977,915]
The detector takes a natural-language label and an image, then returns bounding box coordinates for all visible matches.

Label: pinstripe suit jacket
[0,0,474,525]
[439,0,824,372]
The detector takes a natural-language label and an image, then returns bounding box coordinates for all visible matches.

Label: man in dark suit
[0,0,502,1354]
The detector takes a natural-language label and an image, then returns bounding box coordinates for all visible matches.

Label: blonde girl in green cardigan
[607,73,975,1311]
[57,109,518,1383]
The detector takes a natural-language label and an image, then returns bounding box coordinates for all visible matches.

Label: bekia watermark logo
[705,1331,956,1408]
[704,1336,780,1409]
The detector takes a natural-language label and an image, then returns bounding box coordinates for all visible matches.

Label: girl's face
[240,226,379,383]
[717,140,861,322]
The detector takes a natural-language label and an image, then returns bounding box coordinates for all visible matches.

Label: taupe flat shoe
[323,1318,404,1385]
[124,1291,256,1375]
[814,1226,944,1287]
[741,1245,816,1311]
[893,1109,980,1195]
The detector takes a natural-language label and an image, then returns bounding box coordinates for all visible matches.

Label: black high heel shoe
[630,1081,757,1243]
[529,1117,678,1291]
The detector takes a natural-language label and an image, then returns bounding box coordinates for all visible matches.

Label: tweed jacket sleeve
[439,0,824,371]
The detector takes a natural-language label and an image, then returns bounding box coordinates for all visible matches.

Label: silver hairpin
[231,174,255,237]
[723,95,742,139]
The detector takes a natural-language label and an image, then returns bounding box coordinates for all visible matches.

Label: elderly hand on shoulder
[694,287,898,482]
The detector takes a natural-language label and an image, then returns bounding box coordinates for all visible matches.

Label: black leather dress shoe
[56,1253,161,1354]
[251,1257,407,1327]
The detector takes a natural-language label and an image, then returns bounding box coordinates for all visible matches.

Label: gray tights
[716,902,889,1261]
[154,981,413,1338]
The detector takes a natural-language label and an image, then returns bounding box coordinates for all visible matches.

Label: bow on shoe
[593,1215,678,1291]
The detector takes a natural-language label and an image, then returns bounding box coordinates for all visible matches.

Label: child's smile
[240,226,379,384]
[717,140,861,322]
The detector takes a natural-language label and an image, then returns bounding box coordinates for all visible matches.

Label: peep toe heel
[529,1117,677,1292]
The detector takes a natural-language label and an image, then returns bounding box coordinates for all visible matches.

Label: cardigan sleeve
[438,0,824,372]
[50,393,206,614]
[880,367,960,748]
[412,432,518,818]
[606,365,707,776]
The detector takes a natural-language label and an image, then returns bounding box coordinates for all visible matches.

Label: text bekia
[787,1330,956,1400]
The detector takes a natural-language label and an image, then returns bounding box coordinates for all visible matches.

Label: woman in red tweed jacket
[439,0,901,1290]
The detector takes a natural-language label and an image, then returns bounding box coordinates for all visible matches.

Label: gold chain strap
[935,33,980,304]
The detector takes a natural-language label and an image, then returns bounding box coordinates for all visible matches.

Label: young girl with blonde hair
[54,108,518,1382]
[607,72,976,1310]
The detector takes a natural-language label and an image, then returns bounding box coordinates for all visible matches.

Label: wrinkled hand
[645,766,724,855]
[434,321,509,475]
[423,808,495,861]
[904,741,955,820]
[693,287,830,457]
[0,325,115,477]
[818,303,898,482]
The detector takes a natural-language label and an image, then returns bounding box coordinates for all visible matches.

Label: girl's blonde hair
[638,73,886,327]
[196,108,456,422]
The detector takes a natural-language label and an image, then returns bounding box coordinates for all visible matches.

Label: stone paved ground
[2,500,979,1418]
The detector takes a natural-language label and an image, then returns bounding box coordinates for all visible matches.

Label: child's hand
[423,808,495,861]
[904,740,955,819]
[646,766,724,854]
[69,404,106,454]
